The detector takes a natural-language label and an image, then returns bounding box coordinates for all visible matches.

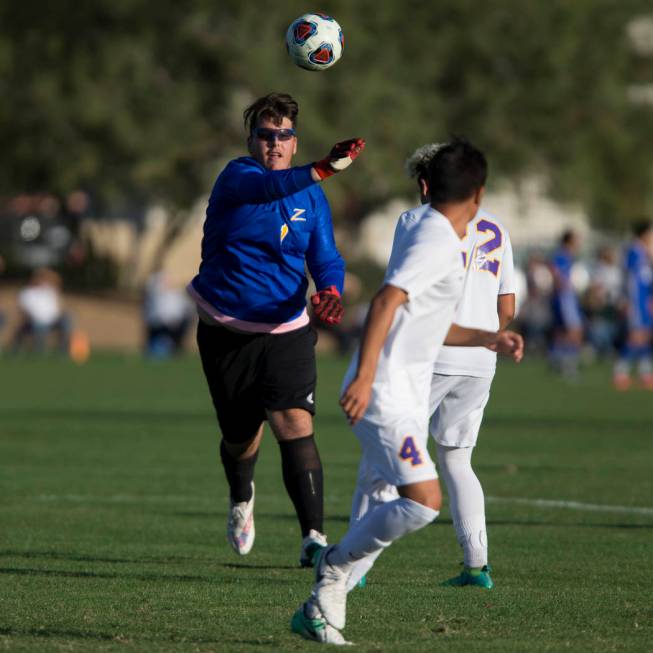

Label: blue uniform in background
[625,242,652,329]
[614,239,653,386]
[190,157,345,326]
[551,248,582,329]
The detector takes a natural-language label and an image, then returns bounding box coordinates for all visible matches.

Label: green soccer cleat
[441,564,494,589]
[291,601,351,646]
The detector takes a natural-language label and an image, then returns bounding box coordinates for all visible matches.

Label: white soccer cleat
[299,529,328,567]
[227,482,255,555]
[313,545,349,631]
[290,600,352,646]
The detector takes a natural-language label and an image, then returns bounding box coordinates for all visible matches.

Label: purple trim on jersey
[187,284,309,334]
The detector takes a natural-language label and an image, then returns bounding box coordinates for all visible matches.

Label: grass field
[1,353,652,652]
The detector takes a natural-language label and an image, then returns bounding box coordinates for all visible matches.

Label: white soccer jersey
[433,208,515,378]
[344,204,464,423]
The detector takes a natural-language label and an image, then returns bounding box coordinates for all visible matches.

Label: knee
[222,433,261,460]
[398,479,442,512]
[268,408,313,440]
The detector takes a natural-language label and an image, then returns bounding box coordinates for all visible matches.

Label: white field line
[25,494,653,517]
[486,496,653,516]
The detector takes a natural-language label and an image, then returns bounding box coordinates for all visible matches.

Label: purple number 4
[399,436,423,466]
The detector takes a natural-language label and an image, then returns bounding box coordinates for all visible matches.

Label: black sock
[220,440,257,503]
[278,434,324,537]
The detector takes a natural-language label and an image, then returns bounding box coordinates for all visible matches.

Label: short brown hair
[243,93,299,134]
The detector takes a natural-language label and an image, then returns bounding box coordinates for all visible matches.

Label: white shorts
[428,374,492,447]
[352,415,438,488]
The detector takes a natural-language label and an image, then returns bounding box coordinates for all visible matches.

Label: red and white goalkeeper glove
[313,138,365,180]
[311,285,344,325]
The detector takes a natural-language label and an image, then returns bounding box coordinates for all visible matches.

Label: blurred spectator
[143,269,193,358]
[62,190,91,267]
[613,221,653,390]
[583,246,622,358]
[549,230,584,378]
[11,268,72,354]
[517,250,554,353]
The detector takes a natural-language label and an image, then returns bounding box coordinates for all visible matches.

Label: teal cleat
[441,564,494,589]
[357,574,367,589]
[291,601,351,646]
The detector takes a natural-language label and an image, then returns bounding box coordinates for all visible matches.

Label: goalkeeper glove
[313,138,365,180]
[311,285,344,325]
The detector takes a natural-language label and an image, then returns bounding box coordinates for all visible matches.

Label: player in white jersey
[346,144,516,592]
[291,139,524,645]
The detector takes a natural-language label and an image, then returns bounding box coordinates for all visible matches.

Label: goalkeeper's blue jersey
[190,156,345,325]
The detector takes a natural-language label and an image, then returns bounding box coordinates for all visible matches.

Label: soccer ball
[286,13,344,71]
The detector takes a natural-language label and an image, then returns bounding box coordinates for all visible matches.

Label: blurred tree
[0,0,651,239]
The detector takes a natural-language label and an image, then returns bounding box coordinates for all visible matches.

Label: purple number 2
[399,436,423,467]
[475,219,502,276]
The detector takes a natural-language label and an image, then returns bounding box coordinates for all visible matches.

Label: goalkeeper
[188,92,364,566]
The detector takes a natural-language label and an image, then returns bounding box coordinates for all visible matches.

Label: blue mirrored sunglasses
[253,127,296,142]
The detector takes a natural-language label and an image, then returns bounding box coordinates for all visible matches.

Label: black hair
[426,137,487,204]
[243,93,299,134]
[633,220,652,239]
[561,229,577,246]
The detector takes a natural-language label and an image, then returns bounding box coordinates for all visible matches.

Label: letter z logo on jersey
[290,208,306,222]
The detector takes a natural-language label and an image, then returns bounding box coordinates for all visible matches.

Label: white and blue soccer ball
[286,13,344,71]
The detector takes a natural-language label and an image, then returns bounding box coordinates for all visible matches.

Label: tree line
[1,0,652,231]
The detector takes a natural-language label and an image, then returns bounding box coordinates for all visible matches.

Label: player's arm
[340,284,408,424]
[306,198,346,325]
[444,323,524,362]
[498,293,516,329]
[220,161,317,204]
[221,138,365,204]
[497,232,516,329]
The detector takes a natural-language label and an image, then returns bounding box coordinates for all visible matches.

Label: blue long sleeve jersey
[190,157,345,324]
[625,241,652,328]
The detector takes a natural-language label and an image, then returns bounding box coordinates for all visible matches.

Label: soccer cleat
[441,564,494,589]
[313,545,349,630]
[226,482,255,555]
[291,600,352,646]
[300,529,328,568]
[357,574,367,589]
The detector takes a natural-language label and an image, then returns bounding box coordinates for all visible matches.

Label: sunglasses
[253,127,296,142]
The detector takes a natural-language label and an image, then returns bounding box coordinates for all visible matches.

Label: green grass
[1,354,652,652]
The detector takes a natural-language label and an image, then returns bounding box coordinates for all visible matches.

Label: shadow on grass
[221,562,299,570]
[0,627,242,646]
[0,567,218,583]
[1,408,210,424]
[0,627,116,641]
[0,565,301,583]
[0,550,220,565]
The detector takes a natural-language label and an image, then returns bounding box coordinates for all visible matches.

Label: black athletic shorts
[197,320,317,443]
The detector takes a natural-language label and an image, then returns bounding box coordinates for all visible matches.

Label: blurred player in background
[291,139,523,645]
[549,229,583,379]
[613,221,653,390]
[11,268,72,354]
[188,93,364,565]
[344,143,516,592]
